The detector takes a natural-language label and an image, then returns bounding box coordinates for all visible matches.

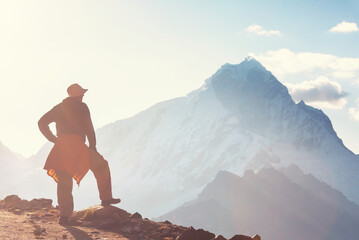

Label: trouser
[57,152,113,217]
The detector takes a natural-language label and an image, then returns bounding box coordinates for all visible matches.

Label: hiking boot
[59,216,82,226]
[101,198,121,207]
[59,216,70,225]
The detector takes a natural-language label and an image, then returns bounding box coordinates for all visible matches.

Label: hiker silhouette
[38,83,121,225]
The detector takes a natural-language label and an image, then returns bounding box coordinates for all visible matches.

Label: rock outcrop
[2,194,53,214]
[0,195,261,240]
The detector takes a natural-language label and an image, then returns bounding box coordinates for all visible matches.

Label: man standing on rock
[38,83,121,225]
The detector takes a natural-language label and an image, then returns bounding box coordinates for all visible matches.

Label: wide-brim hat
[67,83,88,97]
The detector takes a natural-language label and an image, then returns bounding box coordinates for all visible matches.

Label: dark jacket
[38,97,96,149]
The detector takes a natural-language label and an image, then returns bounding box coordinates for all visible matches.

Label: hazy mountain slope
[92,57,359,217]
[0,141,27,197]
[19,142,57,200]
[160,167,359,240]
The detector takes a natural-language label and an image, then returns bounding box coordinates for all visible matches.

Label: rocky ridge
[0,195,260,240]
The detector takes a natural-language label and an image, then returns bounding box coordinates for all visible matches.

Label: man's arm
[38,107,57,143]
[84,105,96,150]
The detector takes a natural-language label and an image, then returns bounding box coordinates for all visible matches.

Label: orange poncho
[44,134,90,184]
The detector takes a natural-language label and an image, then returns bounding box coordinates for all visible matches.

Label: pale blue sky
[136,0,359,56]
[0,0,358,156]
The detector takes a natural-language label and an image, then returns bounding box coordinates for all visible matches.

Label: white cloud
[349,99,359,121]
[331,71,356,79]
[329,21,359,33]
[246,24,282,36]
[349,108,359,120]
[249,48,359,80]
[286,76,348,109]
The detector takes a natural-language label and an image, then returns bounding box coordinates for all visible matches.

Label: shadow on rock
[65,226,94,240]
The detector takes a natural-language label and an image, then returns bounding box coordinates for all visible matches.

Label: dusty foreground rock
[0,195,260,240]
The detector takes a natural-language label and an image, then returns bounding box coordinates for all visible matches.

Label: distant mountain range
[0,141,26,197]
[160,165,359,240]
[2,57,359,220]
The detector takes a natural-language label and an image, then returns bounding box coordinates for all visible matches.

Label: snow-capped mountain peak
[95,58,359,217]
[21,58,359,218]
[209,56,270,86]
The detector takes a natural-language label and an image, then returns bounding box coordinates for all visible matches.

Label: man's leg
[57,171,74,217]
[89,150,113,201]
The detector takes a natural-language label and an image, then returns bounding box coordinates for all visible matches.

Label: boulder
[252,235,261,240]
[71,205,131,229]
[29,198,53,209]
[229,234,261,240]
[3,195,53,212]
[4,195,22,208]
[214,235,227,240]
[73,205,130,221]
[98,219,119,229]
[176,226,215,240]
[0,200,6,209]
[130,212,142,219]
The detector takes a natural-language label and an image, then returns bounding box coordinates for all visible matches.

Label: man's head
[67,84,88,99]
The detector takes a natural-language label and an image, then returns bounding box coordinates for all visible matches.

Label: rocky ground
[0,195,260,240]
